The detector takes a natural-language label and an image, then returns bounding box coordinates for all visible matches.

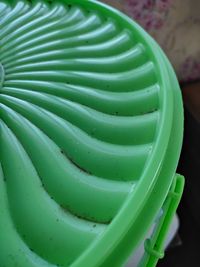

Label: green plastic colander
[0,1,184,267]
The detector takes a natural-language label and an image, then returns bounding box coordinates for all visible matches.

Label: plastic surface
[0,1,184,266]
[140,174,184,267]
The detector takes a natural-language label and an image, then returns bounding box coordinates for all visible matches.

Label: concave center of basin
[0,64,5,89]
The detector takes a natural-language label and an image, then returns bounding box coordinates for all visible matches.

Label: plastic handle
[139,174,185,267]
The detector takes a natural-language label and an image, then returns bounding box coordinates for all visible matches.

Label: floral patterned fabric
[100,0,200,82]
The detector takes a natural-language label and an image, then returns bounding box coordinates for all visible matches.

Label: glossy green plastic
[0,0,184,267]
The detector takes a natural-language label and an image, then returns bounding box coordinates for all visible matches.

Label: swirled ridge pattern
[0,1,161,266]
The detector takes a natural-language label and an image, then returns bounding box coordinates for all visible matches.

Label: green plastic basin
[0,1,184,267]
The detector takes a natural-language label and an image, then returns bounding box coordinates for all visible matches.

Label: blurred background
[99,1,200,266]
